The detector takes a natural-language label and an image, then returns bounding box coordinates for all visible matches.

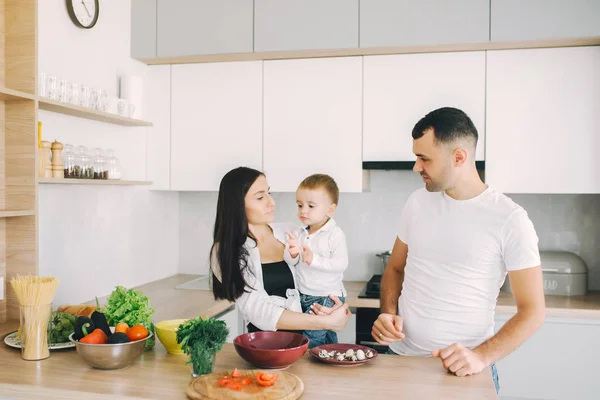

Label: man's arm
[474,266,546,363]
[432,266,545,376]
[372,237,408,344]
[380,238,408,314]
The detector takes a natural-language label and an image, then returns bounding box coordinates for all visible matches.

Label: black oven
[355,275,389,353]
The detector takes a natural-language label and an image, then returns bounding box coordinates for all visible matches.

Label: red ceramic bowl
[233,331,309,369]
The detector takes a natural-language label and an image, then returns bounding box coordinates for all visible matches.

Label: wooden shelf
[38,178,152,186]
[137,36,600,65]
[0,210,35,218]
[0,87,35,101]
[37,98,153,127]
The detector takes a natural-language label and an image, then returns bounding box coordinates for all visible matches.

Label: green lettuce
[100,286,156,350]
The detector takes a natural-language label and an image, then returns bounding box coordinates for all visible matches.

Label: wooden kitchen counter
[0,323,497,399]
[344,281,600,319]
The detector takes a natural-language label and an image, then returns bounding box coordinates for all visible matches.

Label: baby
[284,174,349,348]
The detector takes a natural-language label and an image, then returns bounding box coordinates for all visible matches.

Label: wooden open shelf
[0,87,35,102]
[0,0,37,323]
[38,98,153,127]
[138,36,600,65]
[38,178,152,186]
[0,210,35,218]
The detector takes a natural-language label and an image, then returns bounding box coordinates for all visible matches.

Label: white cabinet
[170,61,263,191]
[486,47,600,194]
[494,314,600,400]
[145,65,171,190]
[216,307,243,343]
[263,57,363,193]
[363,52,486,162]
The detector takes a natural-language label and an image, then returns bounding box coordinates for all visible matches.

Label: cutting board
[185,369,304,400]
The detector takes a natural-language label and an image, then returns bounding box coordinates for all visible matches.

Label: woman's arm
[276,303,350,332]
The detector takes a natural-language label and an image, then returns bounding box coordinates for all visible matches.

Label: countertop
[0,320,496,399]
[344,281,600,318]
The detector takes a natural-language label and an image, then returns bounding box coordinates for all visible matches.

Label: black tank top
[247,260,297,333]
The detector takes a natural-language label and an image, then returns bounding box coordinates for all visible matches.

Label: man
[371,107,545,393]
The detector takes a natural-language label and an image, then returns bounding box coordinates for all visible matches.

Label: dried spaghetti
[10,275,59,360]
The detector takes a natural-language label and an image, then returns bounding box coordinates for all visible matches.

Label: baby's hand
[302,245,313,265]
[286,232,300,258]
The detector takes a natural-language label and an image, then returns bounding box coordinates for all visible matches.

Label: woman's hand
[308,295,344,316]
[323,303,351,332]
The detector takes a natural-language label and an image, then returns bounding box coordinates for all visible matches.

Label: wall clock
[66,0,99,29]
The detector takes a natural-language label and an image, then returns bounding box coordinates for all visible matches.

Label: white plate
[3,331,76,350]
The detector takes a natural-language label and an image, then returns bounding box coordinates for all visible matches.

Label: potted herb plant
[176,316,229,377]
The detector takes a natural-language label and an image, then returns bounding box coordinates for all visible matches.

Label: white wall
[38,0,180,305]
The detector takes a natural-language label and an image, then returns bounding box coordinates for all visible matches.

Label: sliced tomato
[256,372,279,387]
[234,376,252,386]
[216,377,231,387]
[231,368,241,378]
[224,381,243,391]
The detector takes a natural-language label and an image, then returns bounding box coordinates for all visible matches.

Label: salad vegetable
[176,316,229,376]
[50,312,77,343]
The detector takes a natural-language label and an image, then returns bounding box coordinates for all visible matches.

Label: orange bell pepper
[79,328,108,344]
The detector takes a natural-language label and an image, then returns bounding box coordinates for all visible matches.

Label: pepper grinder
[38,141,52,178]
[51,140,64,178]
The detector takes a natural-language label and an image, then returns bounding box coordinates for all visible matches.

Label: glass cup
[19,303,52,361]
[80,85,91,108]
[69,83,80,106]
[117,99,126,116]
[127,103,136,118]
[47,76,58,100]
[58,79,70,103]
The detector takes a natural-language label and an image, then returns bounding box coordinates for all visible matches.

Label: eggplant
[91,311,112,338]
[107,332,130,344]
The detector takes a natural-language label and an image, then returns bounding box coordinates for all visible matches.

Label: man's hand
[431,343,488,377]
[372,313,405,344]
[286,232,300,258]
[302,245,313,265]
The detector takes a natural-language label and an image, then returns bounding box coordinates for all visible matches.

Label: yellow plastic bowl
[155,319,188,355]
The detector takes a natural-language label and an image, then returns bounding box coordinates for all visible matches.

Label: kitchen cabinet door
[157,0,253,57]
[360,0,489,48]
[131,0,157,59]
[145,65,171,190]
[494,314,600,399]
[491,0,600,42]
[170,61,263,191]
[363,52,486,162]
[254,0,358,52]
[263,57,362,193]
[486,46,600,194]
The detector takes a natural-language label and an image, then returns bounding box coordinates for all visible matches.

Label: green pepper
[73,316,95,340]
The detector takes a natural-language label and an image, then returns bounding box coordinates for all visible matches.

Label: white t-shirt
[389,186,541,356]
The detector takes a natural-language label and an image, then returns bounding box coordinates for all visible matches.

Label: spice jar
[81,148,94,179]
[63,144,76,178]
[103,149,122,180]
[92,148,108,179]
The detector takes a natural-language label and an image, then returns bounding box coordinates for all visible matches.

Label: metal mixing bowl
[69,331,153,370]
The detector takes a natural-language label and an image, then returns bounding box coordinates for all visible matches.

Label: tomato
[126,325,149,341]
[115,322,129,334]
[224,381,243,391]
[231,368,241,378]
[216,377,230,387]
[234,376,252,386]
[256,371,279,387]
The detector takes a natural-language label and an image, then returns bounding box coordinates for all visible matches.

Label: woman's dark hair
[211,166,264,302]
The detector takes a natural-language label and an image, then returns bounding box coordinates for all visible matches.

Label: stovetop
[358,274,382,299]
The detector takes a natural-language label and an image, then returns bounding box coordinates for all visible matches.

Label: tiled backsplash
[179,170,600,289]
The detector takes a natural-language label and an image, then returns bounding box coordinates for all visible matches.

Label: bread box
[501,251,587,296]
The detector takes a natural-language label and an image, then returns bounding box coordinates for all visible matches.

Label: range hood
[362,161,486,170]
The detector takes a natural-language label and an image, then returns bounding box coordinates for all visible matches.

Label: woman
[211,166,350,333]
